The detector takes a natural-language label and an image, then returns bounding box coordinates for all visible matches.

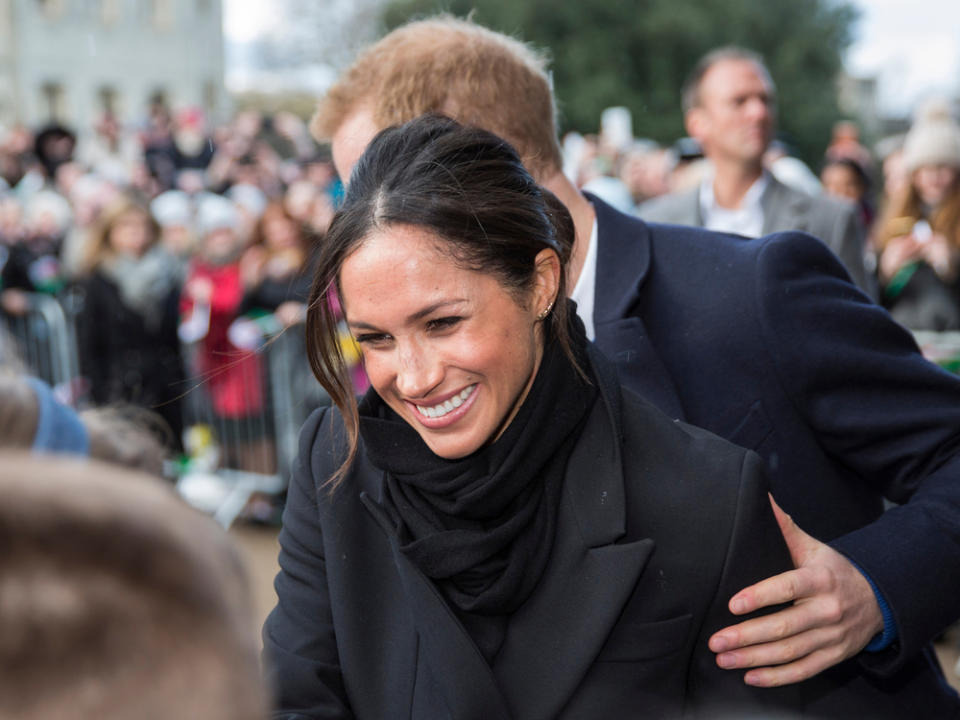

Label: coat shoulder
[618,386,755,504]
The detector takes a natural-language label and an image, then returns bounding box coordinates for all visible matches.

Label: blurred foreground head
[0,372,167,475]
[0,453,267,720]
[312,15,563,181]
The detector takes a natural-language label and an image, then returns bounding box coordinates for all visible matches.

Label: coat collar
[588,193,685,420]
[761,175,810,235]
[588,191,653,324]
[361,346,654,719]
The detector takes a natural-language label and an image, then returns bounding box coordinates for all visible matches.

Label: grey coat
[639,175,875,295]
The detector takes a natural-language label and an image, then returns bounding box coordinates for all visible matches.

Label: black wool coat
[263,347,952,719]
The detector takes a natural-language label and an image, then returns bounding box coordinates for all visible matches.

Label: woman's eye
[355,333,391,346]
[427,316,462,331]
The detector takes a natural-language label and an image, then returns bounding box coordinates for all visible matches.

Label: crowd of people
[3,11,960,720]
[0,103,365,465]
[567,69,960,334]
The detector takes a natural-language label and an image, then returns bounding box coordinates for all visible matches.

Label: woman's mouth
[415,384,476,418]
[408,384,478,428]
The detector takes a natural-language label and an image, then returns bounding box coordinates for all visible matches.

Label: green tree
[381,0,859,165]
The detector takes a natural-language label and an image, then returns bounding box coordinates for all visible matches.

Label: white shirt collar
[570,216,598,341]
[699,169,770,238]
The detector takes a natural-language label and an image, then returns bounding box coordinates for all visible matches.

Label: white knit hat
[902,99,960,172]
[195,193,239,236]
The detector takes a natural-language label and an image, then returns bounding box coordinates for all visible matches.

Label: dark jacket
[263,347,959,719]
[76,270,184,445]
[591,194,960,693]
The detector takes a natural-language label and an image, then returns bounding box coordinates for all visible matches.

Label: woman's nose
[395,343,442,398]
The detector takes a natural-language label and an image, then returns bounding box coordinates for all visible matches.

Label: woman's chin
[419,432,485,460]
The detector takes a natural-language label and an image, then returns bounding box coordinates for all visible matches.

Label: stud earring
[537,301,554,321]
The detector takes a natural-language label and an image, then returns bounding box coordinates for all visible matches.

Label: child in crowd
[179,194,272,473]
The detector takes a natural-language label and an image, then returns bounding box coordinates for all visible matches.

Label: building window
[40,82,67,122]
[151,0,173,30]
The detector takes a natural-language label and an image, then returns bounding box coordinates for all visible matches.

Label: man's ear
[685,108,706,143]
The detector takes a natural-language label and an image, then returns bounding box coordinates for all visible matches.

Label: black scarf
[359,307,597,662]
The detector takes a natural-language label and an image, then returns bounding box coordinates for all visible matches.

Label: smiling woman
[263,115,818,718]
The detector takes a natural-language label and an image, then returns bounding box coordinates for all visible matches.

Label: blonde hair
[79,194,160,275]
[312,15,563,178]
[875,174,960,251]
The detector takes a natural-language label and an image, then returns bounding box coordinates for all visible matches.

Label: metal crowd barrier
[3,292,330,528]
[177,324,330,528]
[1,291,80,393]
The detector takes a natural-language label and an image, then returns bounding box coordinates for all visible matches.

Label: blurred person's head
[0,452,267,720]
[24,189,72,240]
[284,179,319,224]
[0,373,166,474]
[151,190,196,258]
[253,200,305,256]
[195,193,243,264]
[877,102,960,248]
[620,141,671,203]
[53,160,84,196]
[227,182,268,241]
[173,107,208,157]
[303,154,337,190]
[234,109,264,141]
[901,102,960,209]
[82,195,160,272]
[33,124,76,179]
[681,47,775,173]
[821,157,869,204]
[68,173,117,228]
[312,15,562,183]
[0,149,26,188]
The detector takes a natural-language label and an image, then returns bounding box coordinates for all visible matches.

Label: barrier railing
[1,292,80,393]
[176,323,330,528]
[4,292,331,528]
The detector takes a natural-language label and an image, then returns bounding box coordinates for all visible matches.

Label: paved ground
[231,523,960,693]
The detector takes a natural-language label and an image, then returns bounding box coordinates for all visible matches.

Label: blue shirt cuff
[850,560,897,652]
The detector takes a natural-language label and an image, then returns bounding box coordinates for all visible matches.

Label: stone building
[0,0,225,130]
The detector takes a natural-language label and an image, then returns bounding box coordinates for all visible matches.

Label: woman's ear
[532,248,562,317]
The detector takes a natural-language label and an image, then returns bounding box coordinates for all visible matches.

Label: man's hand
[708,495,884,687]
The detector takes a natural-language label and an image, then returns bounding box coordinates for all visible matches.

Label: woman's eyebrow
[348,299,467,330]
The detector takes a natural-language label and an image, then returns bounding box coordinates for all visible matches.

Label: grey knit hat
[903,99,960,172]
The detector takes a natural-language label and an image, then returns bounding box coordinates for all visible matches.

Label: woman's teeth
[416,385,475,418]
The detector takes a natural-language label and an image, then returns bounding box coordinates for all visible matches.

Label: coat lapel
[588,194,685,420]
[492,348,655,719]
[761,176,810,235]
[361,494,512,720]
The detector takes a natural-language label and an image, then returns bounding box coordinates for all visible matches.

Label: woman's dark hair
[306,114,577,486]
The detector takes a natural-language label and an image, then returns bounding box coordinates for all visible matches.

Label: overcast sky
[847,0,960,115]
[224,1,960,117]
